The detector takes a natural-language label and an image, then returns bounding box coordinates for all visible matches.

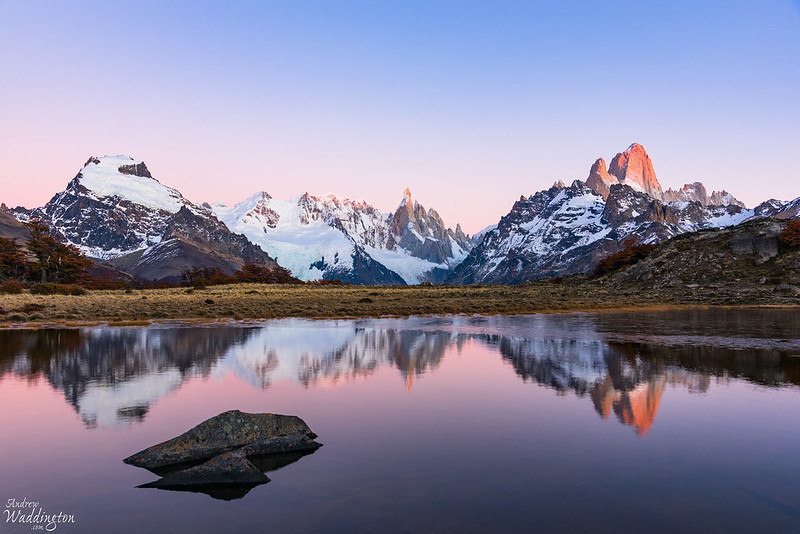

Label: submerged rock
[142,449,269,487]
[124,409,321,469]
[124,410,321,499]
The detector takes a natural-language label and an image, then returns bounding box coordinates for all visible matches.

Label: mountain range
[3,144,798,284]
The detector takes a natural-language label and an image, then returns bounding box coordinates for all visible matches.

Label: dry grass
[0,281,796,327]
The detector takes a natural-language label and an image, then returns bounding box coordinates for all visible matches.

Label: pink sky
[1,1,798,235]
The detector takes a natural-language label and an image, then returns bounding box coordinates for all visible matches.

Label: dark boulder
[123,410,321,470]
[124,410,321,499]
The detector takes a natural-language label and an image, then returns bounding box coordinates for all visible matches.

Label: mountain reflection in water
[0,311,798,435]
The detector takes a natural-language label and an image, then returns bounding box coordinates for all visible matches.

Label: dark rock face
[118,162,152,178]
[124,410,321,469]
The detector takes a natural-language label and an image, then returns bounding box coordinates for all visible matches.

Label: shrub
[306,279,345,286]
[779,220,800,248]
[593,243,657,277]
[0,280,25,294]
[29,283,88,296]
[80,278,130,290]
[182,266,237,287]
[236,264,300,284]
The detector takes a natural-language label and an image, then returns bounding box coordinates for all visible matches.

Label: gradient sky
[1,0,798,234]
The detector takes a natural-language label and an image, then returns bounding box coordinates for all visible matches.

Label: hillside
[601,218,800,304]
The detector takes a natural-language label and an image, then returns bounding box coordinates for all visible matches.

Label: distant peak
[399,188,414,210]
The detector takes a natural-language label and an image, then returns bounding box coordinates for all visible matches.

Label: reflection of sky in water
[1,311,798,433]
[1,311,800,533]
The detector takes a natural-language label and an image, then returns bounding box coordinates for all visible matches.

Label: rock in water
[123,410,321,470]
[141,449,270,487]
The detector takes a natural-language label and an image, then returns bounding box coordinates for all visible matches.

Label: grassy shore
[2,279,797,328]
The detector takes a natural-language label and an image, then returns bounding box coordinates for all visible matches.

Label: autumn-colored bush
[236,264,300,284]
[593,243,657,277]
[80,278,130,290]
[0,279,25,294]
[29,283,87,296]
[779,220,800,248]
[181,266,237,287]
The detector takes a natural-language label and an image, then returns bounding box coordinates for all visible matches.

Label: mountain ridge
[6,146,799,285]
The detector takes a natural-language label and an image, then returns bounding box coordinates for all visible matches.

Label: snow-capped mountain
[661,182,746,207]
[212,187,472,285]
[448,143,798,284]
[11,155,471,285]
[586,143,745,207]
[7,147,797,286]
[16,156,278,282]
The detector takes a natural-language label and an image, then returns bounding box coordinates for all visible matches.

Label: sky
[0,0,798,234]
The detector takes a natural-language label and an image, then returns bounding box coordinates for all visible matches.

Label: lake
[1,310,799,533]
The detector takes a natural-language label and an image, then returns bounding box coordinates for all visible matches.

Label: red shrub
[593,243,657,277]
[780,220,800,248]
[0,279,25,294]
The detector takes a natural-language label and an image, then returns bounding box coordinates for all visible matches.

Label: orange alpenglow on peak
[585,157,616,200]
[585,143,664,200]
[607,143,663,200]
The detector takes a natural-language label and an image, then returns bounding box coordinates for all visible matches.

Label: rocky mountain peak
[708,190,746,208]
[585,157,617,200]
[607,143,663,200]
[663,182,708,205]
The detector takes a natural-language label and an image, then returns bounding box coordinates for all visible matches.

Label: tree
[22,219,91,283]
[0,237,28,280]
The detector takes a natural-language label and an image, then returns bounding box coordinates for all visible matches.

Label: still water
[1,310,799,533]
